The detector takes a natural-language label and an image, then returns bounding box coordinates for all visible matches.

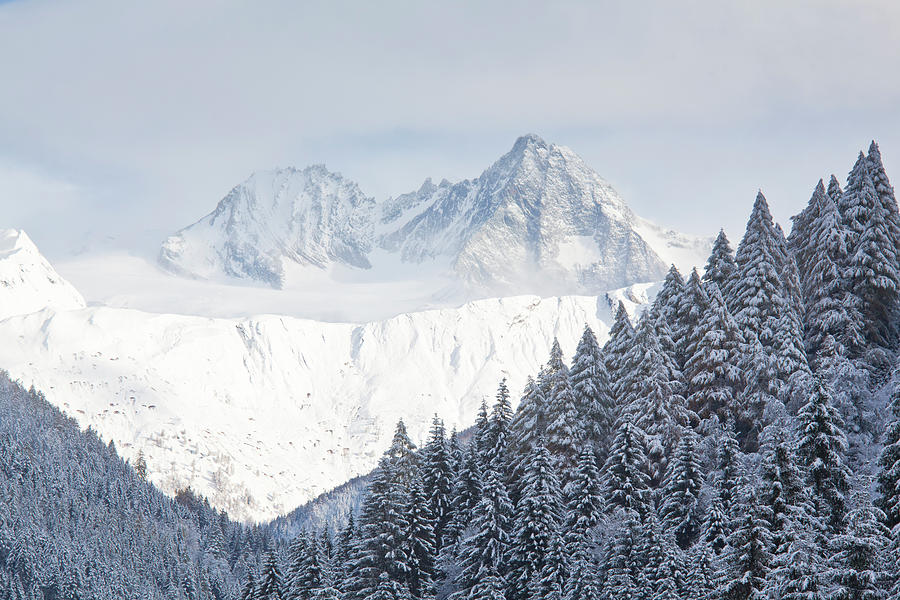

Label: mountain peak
[511,133,549,152]
[0,229,85,320]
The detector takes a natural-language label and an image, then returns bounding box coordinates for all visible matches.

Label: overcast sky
[1,0,899,258]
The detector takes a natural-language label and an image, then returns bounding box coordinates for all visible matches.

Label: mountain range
[159,135,710,297]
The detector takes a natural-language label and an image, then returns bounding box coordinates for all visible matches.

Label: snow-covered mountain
[159,166,376,287]
[0,229,659,522]
[0,286,654,523]
[160,135,711,295]
[0,229,85,320]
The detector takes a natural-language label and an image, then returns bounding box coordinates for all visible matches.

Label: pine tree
[758,425,807,558]
[508,441,564,600]
[466,567,506,600]
[348,425,415,600]
[867,141,900,255]
[800,180,864,361]
[445,443,482,550]
[241,572,257,600]
[717,422,744,525]
[259,552,286,600]
[509,377,547,474]
[704,230,737,310]
[403,479,436,598]
[659,429,704,549]
[829,174,845,212]
[684,282,747,427]
[602,420,652,517]
[287,534,325,600]
[876,380,900,530]
[731,192,789,355]
[546,357,582,482]
[601,509,647,600]
[452,465,512,600]
[828,492,889,600]
[386,420,418,485]
[676,269,710,367]
[720,492,772,600]
[651,266,685,326]
[704,492,729,554]
[568,326,615,457]
[840,152,900,347]
[485,380,513,472]
[797,381,851,533]
[603,301,634,397]
[475,399,490,458]
[421,417,453,554]
[618,316,692,485]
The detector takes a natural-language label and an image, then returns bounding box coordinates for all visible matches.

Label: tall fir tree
[601,509,647,600]
[866,141,900,256]
[451,466,512,600]
[445,443,482,551]
[562,447,603,600]
[840,152,900,348]
[675,269,710,368]
[421,417,453,555]
[568,326,615,458]
[704,230,738,311]
[719,492,772,600]
[659,429,704,549]
[259,551,286,600]
[603,301,634,398]
[800,180,864,361]
[875,379,900,530]
[546,352,582,482]
[684,282,747,428]
[828,492,889,600]
[796,381,851,533]
[602,420,652,517]
[508,440,565,600]
[402,479,436,599]
[485,380,513,473]
[619,316,693,485]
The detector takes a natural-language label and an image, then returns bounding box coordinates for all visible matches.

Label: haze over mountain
[159,135,711,298]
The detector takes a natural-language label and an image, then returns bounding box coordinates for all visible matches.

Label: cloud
[0,0,899,255]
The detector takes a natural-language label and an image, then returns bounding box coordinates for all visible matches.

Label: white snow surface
[0,292,639,523]
[0,229,85,320]
[160,135,712,300]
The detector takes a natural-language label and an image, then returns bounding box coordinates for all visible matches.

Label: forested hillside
[239,142,900,600]
[0,375,276,599]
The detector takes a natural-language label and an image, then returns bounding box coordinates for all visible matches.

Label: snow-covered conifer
[704,230,737,308]
[876,381,900,530]
[421,417,452,553]
[797,381,851,533]
[659,429,704,549]
[684,282,746,427]
[508,440,564,600]
[568,326,615,456]
[676,269,710,367]
[602,421,652,517]
[452,466,512,600]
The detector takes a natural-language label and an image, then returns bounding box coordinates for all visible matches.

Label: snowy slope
[160,135,712,297]
[0,293,645,523]
[0,229,85,320]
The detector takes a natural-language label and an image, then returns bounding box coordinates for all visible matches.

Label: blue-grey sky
[1,0,899,258]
